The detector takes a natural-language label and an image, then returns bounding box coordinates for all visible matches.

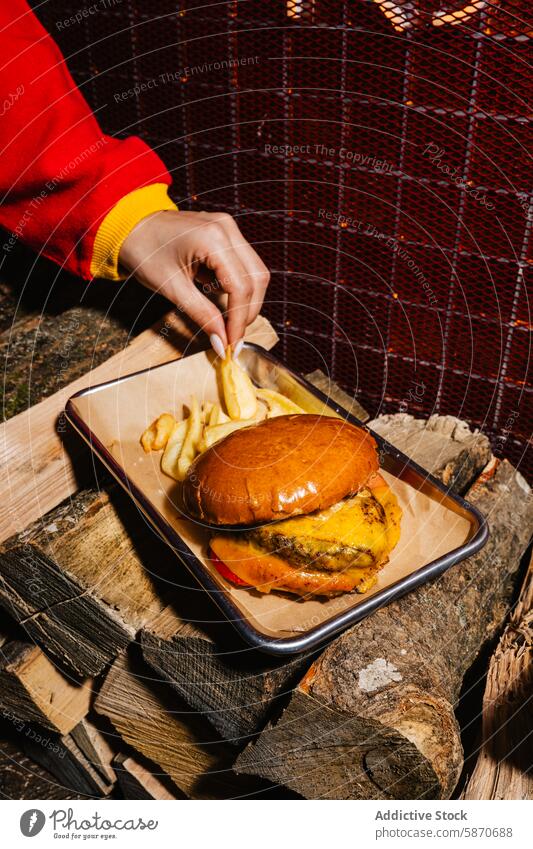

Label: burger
[182,414,402,598]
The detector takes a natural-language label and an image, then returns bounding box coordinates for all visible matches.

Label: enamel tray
[65,343,489,655]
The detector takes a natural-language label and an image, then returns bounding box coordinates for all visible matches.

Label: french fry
[256,388,305,417]
[221,346,257,420]
[201,401,214,422]
[140,413,176,452]
[207,403,230,427]
[177,395,202,480]
[160,419,188,480]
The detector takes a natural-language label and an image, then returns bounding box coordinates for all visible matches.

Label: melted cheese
[253,483,402,571]
[210,478,402,597]
[210,535,379,596]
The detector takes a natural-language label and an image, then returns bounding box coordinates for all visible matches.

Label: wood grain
[0,738,87,800]
[0,488,173,676]
[21,725,114,797]
[461,552,533,800]
[94,651,263,799]
[113,752,183,800]
[0,640,92,733]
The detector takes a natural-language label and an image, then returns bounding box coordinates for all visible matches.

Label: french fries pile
[141,346,305,481]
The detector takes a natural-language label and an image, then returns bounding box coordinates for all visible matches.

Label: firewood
[141,607,310,743]
[0,737,87,800]
[0,311,277,543]
[94,650,264,799]
[70,716,117,786]
[461,552,533,800]
[372,413,492,494]
[235,459,533,799]
[0,306,131,420]
[0,488,173,676]
[304,370,369,422]
[113,752,184,800]
[141,412,491,744]
[0,639,92,734]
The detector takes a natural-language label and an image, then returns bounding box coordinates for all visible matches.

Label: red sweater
[0,1,172,279]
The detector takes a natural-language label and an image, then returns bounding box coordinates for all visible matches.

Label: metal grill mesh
[35,1,531,477]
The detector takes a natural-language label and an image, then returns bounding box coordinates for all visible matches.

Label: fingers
[159,272,228,347]
[121,209,270,349]
[226,225,270,326]
[199,213,270,343]
[210,252,253,345]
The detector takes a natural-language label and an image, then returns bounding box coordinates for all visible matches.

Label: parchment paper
[70,349,472,639]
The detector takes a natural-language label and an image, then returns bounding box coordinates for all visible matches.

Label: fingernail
[209,333,225,359]
[232,339,244,359]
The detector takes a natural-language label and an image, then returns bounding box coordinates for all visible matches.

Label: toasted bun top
[182,414,379,526]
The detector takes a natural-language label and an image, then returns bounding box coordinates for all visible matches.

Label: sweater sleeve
[0,2,174,280]
[91,183,178,280]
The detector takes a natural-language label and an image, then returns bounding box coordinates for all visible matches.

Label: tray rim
[65,342,489,656]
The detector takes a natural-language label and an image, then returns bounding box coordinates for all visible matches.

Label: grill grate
[34,0,532,477]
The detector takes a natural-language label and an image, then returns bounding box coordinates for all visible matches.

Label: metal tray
[65,343,489,656]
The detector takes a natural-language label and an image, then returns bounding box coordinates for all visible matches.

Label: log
[141,412,491,744]
[94,650,266,799]
[0,639,92,733]
[235,459,533,799]
[0,311,277,542]
[113,753,183,800]
[0,737,87,800]
[141,607,310,744]
[461,551,533,800]
[0,279,35,335]
[70,716,117,786]
[371,413,492,495]
[304,369,369,422]
[0,306,131,421]
[0,487,174,676]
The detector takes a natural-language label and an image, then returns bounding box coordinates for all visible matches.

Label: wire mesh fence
[35,0,532,477]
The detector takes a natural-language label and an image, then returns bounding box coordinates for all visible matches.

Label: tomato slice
[209,549,250,587]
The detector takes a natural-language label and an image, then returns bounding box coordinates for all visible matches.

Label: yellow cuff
[90,183,178,280]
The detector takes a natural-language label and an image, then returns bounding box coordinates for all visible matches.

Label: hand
[119,209,270,348]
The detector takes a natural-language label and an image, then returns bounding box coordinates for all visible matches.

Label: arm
[0,2,269,345]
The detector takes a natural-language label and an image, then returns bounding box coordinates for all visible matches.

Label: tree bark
[461,552,533,800]
[70,716,117,787]
[304,370,369,422]
[141,607,310,743]
[0,312,276,543]
[235,460,533,799]
[0,306,131,421]
[20,724,115,797]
